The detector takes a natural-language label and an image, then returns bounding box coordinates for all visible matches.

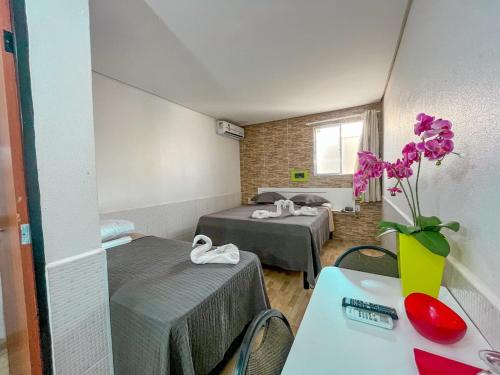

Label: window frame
[312,120,362,176]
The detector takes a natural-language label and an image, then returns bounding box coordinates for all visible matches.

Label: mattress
[106,236,269,375]
[196,205,330,287]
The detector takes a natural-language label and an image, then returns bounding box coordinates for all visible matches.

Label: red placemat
[414,348,483,375]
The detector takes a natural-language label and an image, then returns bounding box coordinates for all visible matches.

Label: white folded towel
[191,235,240,264]
[251,199,286,219]
[284,200,319,216]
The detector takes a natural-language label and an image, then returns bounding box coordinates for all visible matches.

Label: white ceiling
[90,0,408,125]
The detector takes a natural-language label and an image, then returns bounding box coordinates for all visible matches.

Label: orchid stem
[397,179,417,225]
[406,178,418,226]
[415,156,422,223]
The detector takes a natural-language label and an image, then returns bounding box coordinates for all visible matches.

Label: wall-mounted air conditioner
[217,120,244,140]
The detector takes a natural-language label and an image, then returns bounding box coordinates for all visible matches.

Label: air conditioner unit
[217,120,244,140]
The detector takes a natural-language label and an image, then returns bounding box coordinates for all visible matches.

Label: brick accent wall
[240,102,383,242]
[332,202,382,243]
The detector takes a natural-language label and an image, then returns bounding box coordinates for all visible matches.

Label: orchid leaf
[377,228,398,238]
[412,231,450,257]
[425,226,442,232]
[396,224,412,234]
[436,221,460,232]
[378,221,400,230]
[378,221,420,235]
[397,224,421,234]
[396,224,413,234]
[425,221,460,233]
[406,226,421,233]
[417,215,442,229]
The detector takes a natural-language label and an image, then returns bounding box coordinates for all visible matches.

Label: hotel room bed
[195,204,331,288]
[106,236,269,375]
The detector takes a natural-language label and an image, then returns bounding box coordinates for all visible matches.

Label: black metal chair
[234,309,294,375]
[334,245,399,278]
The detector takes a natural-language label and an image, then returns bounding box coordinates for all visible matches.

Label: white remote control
[344,306,394,330]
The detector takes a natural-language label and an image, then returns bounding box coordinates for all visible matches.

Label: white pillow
[100,219,135,242]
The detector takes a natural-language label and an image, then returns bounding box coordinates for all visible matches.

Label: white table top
[282,267,490,375]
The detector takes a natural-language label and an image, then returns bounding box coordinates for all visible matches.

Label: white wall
[92,72,241,239]
[383,0,500,348]
[26,1,101,264]
[25,1,113,373]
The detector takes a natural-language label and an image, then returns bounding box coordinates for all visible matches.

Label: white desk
[282,267,490,375]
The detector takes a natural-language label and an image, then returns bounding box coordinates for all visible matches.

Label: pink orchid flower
[402,142,420,164]
[358,151,384,178]
[417,139,454,161]
[414,113,435,136]
[413,114,456,162]
[354,113,459,237]
[387,186,402,196]
[385,159,413,179]
[422,119,453,140]
[353,170,368,197]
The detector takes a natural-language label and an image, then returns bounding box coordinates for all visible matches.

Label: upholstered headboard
[257,187,355,211]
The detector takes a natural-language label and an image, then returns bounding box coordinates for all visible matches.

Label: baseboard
[383,196,500,349]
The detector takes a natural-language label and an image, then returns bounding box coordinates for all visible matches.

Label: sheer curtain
[360,109,382,202]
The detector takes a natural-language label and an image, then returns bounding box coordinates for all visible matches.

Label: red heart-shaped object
[405,293,467,344]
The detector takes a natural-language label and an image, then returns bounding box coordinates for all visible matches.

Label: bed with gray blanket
[195,205,330,288]
[106,236,269,375]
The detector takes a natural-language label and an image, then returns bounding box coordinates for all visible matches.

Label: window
[314,120,363,175]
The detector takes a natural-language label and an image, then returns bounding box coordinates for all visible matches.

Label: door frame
[2,0,52,373]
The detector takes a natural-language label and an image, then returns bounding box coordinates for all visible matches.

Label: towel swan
[251,199,286,219]
[191,234,240,264]
[283,200,318,216]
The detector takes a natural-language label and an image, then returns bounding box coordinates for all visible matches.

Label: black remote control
[342,297,399,320]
